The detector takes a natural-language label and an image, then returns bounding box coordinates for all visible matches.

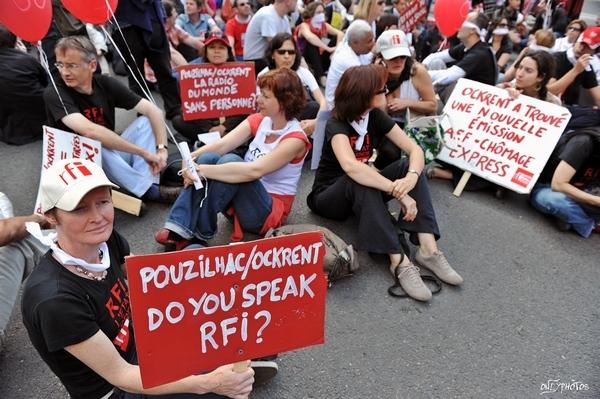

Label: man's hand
[389,173,418,200]
[206,363,254,399]
[209,124,227,136]
[143,150,166,175]
[574,54,592,74]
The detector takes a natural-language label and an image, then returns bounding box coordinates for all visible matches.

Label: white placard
[197,132,222,145]
[34,126,103,213]
[437,79,572,194]
[178,141,203,190]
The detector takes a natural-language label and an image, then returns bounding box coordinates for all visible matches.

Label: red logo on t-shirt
[105,278,131,352]
[83,106,106,126]
[511,167,534,188]
[349,134,372,163]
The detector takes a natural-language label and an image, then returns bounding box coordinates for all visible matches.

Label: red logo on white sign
[511,168,534,188]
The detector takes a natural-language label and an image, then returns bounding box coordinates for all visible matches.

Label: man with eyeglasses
[243,0,297,74]
[44,36,181,203]
[548,26,600,108]
[422,12,497,92]
[225,0,253,61]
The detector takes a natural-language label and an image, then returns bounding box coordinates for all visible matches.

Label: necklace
[74,265,108,281]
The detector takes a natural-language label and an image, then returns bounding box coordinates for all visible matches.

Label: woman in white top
[372,30,437,168]
[552,19,587,53]
[258,33,327,136]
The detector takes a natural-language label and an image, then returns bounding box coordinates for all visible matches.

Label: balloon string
[37,42,70,118]
[102,0,179,148]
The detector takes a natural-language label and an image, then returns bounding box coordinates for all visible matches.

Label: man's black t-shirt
[22,231,135,399]
[448,41,498,86]
[43,75,141,132]
[552,51,598,106]
[538,134,600,187]
[311,108,395,193]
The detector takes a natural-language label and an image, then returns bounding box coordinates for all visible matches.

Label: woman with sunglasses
[486,17,513,78]
[295,1,344,87]
[156,68,310,249]
[353,0,386,35]
[372,29,436,168]
[22,159,254,399]
[553,19,587,52]
[307,64,463,302]
[172,33,248,142]
[259,33,326,135]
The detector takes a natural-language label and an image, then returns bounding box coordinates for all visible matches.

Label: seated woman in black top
[307,65,463,301]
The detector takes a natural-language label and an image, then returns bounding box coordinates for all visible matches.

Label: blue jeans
[165,153,273,240]
[530,184,599,238]
[101,116,159,197]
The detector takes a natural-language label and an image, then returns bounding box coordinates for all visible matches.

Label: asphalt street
[0,107,599,399]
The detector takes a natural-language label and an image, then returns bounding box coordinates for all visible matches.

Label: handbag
[404,108,447,165]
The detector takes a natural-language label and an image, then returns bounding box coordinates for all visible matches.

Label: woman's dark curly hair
[264,33,301,71]
[257,68,307,120]
[514,50,555,100]
[332,64,388,122]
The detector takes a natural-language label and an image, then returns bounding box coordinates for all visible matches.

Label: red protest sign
[178,62,256,121]
[126,232,327,388]
[398,0,427,32]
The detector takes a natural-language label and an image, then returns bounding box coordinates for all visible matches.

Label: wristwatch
[156,144,168,151]
[408,168,420,177]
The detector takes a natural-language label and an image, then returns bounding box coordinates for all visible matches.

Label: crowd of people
[0,0,599,397]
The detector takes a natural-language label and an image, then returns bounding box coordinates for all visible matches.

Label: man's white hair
[346,20,372,43]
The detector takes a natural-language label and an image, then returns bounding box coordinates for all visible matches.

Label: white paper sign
[178,141,203,190]
[437,79,571,194]
[197,132,221,145]
[34,126,103,213]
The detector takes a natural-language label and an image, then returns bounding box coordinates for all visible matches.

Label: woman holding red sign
[22,159,254,399]
[156,68,310,249]
[307,65,463,301]
[171,32,249,144]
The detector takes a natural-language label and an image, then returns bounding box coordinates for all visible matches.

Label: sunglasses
[375,85,389,95]
[276,49,296,55]
[237,2,250,6]
[568,26,582,32]
[377,0,385,4]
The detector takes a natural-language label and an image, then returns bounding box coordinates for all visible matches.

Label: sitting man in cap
[22,158,254,399]
[44,35,180,203]
[548,26,600,108]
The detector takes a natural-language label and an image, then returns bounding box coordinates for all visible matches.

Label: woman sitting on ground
[295,1,344,87]
[258,33,327,136]
[428,51,560,183]
[22,158,254,399]
[156,68,310,249]
[353,0,386,35]
[373,29,437,168]
[486,17,513,80]
[307,64,463,302]
[172,32,249,144]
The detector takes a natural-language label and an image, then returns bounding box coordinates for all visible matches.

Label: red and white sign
[126,232,328,388]
[178,62,256,121]
[398,0,427,32]
[437,79,571,193]
[34,126,102,213]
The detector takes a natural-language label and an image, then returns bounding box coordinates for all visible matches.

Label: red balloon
[434,0,471,37]
[0,0,52,42]
[61,0,119,25]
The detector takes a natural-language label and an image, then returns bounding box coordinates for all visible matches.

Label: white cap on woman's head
[376,30,411,60]
[40,158,118,213]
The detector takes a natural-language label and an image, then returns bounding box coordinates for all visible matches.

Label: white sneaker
[0,192,14,219]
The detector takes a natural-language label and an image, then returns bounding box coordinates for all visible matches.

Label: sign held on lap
[438,79,571,194]
[178,62,256,121]
[126,232,327,388]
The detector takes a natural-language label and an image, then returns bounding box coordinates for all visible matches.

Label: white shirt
[325,41,373,109]
[243,5,291,60]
